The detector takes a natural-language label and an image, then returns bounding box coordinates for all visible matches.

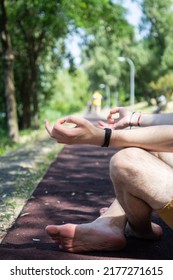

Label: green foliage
[6,0,70,128]
[130,0,173,102]
[141,0,173,68]
[48,69,89,115]
[2,0,134,130]
[82,2,135,104]
[161,36,173,71]
[0,134,11,156]
[1,0,173,139]
[149,73,173,100]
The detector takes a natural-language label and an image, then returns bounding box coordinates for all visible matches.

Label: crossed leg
[46,148,173,252]
[109,148,173,239]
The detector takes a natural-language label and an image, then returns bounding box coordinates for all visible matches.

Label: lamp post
[118,56,135,110]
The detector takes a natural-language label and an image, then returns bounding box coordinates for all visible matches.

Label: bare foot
[125,222,163,240]
[45,218,127,253]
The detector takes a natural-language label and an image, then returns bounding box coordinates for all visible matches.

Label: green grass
[0,142,63,240]
[0,107,83,156]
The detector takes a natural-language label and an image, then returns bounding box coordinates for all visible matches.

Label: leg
[46,199,127,252]
[110,148,173,239]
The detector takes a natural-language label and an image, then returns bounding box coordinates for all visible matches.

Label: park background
[1,0,173,240]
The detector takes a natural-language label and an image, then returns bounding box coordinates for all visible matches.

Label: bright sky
[123,0,142,24]
[122,0,142,38]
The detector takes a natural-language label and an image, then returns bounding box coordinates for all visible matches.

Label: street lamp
[118,56,135,110]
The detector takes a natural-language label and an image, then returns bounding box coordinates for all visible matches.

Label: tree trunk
[27,50,39,129]
[32,85,39,129]
[0,0,19,142]
[19,68,32,129]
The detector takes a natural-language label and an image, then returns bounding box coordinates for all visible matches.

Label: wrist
[90,127,105,146]
[101,128,112,147]
[129,112,142,128]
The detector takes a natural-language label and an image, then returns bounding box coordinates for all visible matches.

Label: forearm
[109,125,173,152]
[131,112,173,127]
[45,116,173,152]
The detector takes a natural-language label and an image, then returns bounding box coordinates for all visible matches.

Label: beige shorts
[155,199,173,229]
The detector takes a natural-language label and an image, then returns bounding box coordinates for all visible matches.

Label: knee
[109,149,128,180]
[110,148,142,180]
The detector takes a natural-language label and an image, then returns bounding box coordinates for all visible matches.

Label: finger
[55,117,69,125]
[97,120,108,128]
[107,112,116,124]
[65,116,89,127]
[98,120,106,126]
[107,107,121,124]
[97,121,114,129]
[53,117,72,135]
[107,116,115,124]
[110,107,121,115]
[109,107,120,115]
[45,119,53,136]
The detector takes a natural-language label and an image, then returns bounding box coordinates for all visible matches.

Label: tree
[8,0,122,129]
[0,0,19,142]
[1,0,152,131]
[81,3,136,104]
[140,0,173,74]
[149,73,173,100]
[49,68,89,114]
[132,0,173,101]
[8,0,69,129]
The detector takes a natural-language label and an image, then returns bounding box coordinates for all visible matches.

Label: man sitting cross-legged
[45,107,173,253]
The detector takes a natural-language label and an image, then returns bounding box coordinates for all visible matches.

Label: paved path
[0,133,58,195]
[0,113,173,260]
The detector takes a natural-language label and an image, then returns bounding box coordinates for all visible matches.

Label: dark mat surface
[0,113,173,260]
